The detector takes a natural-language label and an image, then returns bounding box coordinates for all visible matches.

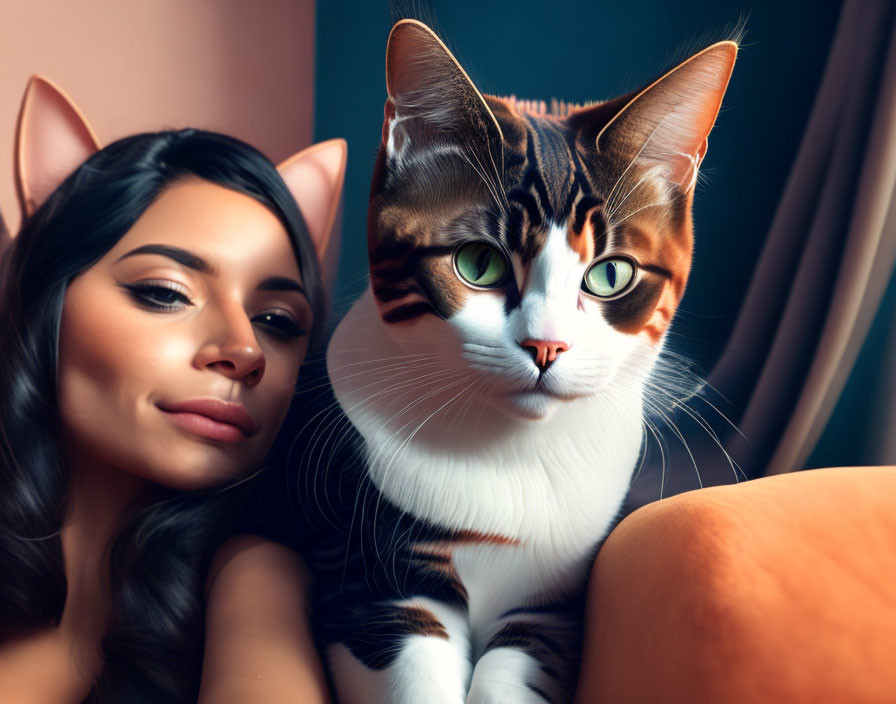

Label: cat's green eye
[582,258,636,298]
[454,242,508,288]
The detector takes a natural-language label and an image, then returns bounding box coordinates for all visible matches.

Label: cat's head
[367,20,735,421]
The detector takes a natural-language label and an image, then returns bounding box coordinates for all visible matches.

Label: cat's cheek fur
[388,306,469,366]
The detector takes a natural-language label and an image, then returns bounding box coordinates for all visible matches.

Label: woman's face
[58,179,312,490]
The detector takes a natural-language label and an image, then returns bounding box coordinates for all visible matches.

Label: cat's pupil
[606,262,617,289]
[475,249,491,281]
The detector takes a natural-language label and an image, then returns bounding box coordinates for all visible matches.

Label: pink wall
[0,0,315,234]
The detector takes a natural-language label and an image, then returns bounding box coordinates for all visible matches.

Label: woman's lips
[157,398,260,443]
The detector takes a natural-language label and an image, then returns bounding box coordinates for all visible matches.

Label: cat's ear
[277,138,348,269]
[596,41,737,192]
[383,19,502,167]
[15,75,102,219]
[0,208,9,250]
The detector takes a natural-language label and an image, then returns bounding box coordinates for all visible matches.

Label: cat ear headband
[14,75,347,267]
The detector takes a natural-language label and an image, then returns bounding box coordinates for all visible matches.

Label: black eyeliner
[120,282,193,310]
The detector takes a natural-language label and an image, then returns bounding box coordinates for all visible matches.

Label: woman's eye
[253,312,306,340]
[454,242,508,288]
[582,258,636,298]
[124,282,192,310]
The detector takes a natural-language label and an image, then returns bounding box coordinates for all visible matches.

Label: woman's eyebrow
[115,244,214,273]
[115,245,305,295]
[258,277,307,296]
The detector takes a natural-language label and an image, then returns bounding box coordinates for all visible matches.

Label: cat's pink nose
[520,339,570,371]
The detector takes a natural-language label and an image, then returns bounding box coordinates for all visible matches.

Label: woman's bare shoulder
[199,535,330,703]
[0,629,96,704]
[205,535,310,597]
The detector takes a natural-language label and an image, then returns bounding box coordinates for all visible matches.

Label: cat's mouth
[497,384,587,421]
[529,373,591,399]
[497,389,558,420]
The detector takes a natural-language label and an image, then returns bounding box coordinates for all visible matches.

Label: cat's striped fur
[302,20,736,704]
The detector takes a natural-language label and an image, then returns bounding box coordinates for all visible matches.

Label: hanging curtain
[876,308,896,461]
[629,0,896,505]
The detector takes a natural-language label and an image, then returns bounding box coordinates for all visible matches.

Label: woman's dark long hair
[0,129,323,702]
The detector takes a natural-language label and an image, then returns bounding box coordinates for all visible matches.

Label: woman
[0,82,342,703]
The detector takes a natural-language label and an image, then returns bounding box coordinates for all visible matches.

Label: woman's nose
[194,309,266,386]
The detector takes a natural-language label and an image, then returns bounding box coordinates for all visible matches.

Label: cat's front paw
[329,636,470,704]
[466,648,566,704]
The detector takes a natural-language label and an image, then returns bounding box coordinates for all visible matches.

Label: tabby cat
[300,19,736,704]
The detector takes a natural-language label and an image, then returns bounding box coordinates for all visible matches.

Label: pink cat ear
[277,138,348,273]
[0,209,10,253]
[15,75,102,219]
[597,41,737,191]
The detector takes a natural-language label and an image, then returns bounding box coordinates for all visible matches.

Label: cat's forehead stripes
[498,111,596,264]
[567,196,608,263]
[522,115,575,215]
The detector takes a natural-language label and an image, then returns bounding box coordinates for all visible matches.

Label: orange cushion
[574,467,896,704]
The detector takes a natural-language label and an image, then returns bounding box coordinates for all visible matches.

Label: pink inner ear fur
[597,42,736,190]
[276,138,348,266]
[383,99,396,145]
[16,75,101,219]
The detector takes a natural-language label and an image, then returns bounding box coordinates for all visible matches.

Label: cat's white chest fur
[328,287,644,549]
[451,542,597,640]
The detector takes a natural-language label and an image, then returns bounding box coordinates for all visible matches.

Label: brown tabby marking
[408,530,521,605]
[409,546,468,603]
[566,199,608,263]
[486,621,564,661]
[398,606,450,639]
[412,530,521,560]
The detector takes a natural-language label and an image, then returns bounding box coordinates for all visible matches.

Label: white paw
[329,636,469,704]
[466,648,564,704]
